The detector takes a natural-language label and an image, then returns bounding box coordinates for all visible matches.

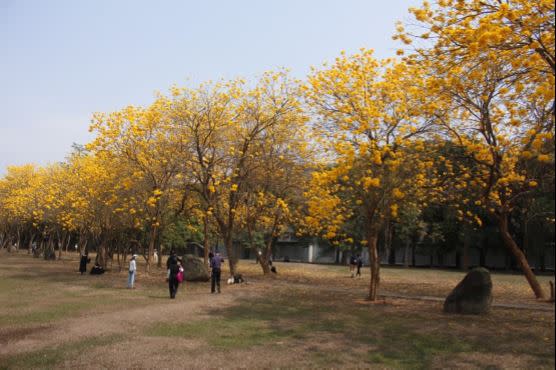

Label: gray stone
[444,267,492,314]
[181,254,210,282]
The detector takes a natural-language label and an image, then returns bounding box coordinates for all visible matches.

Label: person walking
[210,252,224,294]
[128,254,137,288]
[167,250,179,299]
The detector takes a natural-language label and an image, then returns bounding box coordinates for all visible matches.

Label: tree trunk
[498,214,545,299]
[258,220,278,274]
[97,238,108,268]
[64,232,72,254]
[403,239,410,268]
[78,232,89,255]
[146,226,158,274]
[411,241,416,267]
[224,233,237,276]
[367,231,380,301]
[259,256,271,274]
[27,233,36,254]
[44,236,54,260]
[203,215,209,267]
[16,228,21,250]
[259,236,276,275]
[117,246,122,272]
[57,230,63,260]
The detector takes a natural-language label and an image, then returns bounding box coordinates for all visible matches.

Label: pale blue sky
[0,0,420,174]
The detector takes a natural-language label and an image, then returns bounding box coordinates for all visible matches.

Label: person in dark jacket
[349,254,358,278]
[210,252,224,293]
[356,254,363,277]
[79,252,90,275]
[166,250,179,298]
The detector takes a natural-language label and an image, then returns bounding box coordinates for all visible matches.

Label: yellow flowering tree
[88,99,185,272]
[205,71,307,276]
[398,0,555,298]
[167,80,241,265]
[240,119,310,274]
[304,50,435,300]
[0,164,40,250]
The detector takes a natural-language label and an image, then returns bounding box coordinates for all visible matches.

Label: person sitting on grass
[90,262,105,275]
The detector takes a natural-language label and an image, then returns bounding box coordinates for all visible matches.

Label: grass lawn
[0,250,554,369]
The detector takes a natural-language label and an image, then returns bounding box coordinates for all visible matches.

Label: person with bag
[176,260,184,285]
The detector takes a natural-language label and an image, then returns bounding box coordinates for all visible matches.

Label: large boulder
[182,254,210,282]
[444,267,492,314]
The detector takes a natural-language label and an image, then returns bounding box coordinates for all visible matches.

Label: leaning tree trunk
[259,236,276,275]
[259,254,271,274]
[259,220,278,275]
[498,213,545,299]
[16,228,21,250]
[367,231,380,301]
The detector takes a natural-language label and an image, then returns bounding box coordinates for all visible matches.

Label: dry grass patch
[239,260,554,304]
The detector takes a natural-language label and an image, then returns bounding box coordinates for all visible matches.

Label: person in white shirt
[128,254,137,289]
